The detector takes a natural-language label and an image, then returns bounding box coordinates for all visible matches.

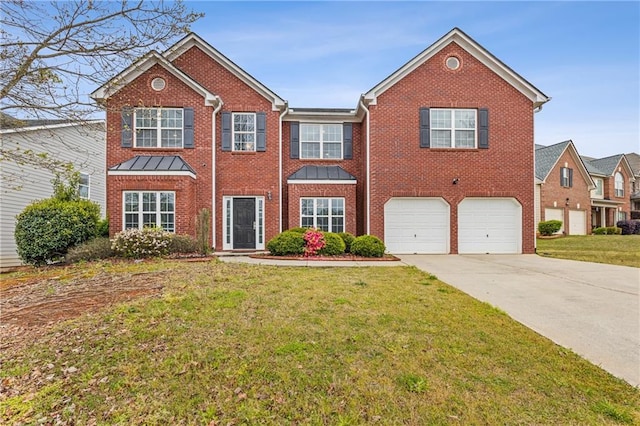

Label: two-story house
[626,152,640,219]
[92,28,549,254]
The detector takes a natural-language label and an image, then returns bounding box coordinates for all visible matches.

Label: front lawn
[537,235,640,267]
[1,260,638,424]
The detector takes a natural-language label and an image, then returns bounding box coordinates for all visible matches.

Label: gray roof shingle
[288,165,356,181]
[535,141,570,181]
[586,154,623,176]
[109,155,196,174]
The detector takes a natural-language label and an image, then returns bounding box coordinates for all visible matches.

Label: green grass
[1,260,638,425]
[537,235,640,267]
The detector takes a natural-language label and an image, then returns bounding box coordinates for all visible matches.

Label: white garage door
[544,208,564,234]
[569,210,586,235]
[384,198,449,254]
[458,198,522,254]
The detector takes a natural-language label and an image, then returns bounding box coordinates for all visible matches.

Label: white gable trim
[91,51,219,107]
[364,28,550,108]
[0,120,104,135]
[163,34,286,111]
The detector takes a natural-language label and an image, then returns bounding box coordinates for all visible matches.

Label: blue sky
[186,1,639,158]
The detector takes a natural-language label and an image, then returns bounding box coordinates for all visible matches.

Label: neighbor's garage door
[384,198,449,254]
[458,198,522,254]
[544,208,564,234]
[569,210,586,235]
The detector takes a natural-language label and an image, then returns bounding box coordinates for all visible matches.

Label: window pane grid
[300,124,343,159]
[124,191,175,232]
[431,109,476,148]
[300,198,345,233]
[233,113,256,152]
[134,108,183,148]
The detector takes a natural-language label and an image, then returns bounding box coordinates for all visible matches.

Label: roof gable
[91,51,219,106]
[363,27,549,108]
[587,154,635,180]
[163,33,286,111]
[535,140,593,188]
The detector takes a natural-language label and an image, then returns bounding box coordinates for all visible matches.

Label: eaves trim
[108,170,196,179]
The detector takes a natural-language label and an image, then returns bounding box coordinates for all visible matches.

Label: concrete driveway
[399,254,640,387]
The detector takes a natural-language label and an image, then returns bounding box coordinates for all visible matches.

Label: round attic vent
[151,77,166,91]
[446,56,460,70]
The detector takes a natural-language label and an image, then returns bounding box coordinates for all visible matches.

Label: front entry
[233,198,256,249]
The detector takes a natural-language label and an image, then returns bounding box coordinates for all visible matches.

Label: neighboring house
[91,27,549,254]
[626,152,640,219]
[535,141,594,235]
[582,154,635,228]
[0,119,106,268]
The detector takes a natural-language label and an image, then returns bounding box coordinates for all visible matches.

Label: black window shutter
[221,112,231,151]
[478,108,489,149]
[290,121,299,159]
[256,112,266,152]
[419,108,430,148]
[343,123,353,159]
[569,168,573,187]
[183,107,194,148]
[121,107,133,148]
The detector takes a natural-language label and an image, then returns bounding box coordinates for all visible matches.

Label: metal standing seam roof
[535,141,571,181]
[109,155,196,174]
[288,165,356,181]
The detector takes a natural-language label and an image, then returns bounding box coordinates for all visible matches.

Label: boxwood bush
[337,232,355,253]
[351,235,386,258]
[538,220,562,236]
[318,232,346,256]
[65,237,114,263]
[15,198,100,265]
[266,230,305,256]
[168,234,200,254]
[592,226,622,235]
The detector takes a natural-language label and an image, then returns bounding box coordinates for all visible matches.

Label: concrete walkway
[399,254,640,387]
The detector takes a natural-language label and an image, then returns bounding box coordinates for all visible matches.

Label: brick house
[91,28,549,254]
[535,141,594,235]
[582,154,635,228]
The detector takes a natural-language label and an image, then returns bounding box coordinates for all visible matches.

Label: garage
[458,198,522,254]
[569,210,586,235]
[384,198,449,254]
[544,207,564,234]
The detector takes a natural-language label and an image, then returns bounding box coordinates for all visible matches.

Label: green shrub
[168,234,199,254]
[593,226,622,235]
[318,232,346,256]
[337,232,355,253]
[15,198,100,266]
[65,237,114,263]
[97,218,109,237]
[287,227,310,234]
[538,220,562,236]
[111,227,172,258]
[351,235,386,258]
[266,230,305,256]
[592,227,606,235]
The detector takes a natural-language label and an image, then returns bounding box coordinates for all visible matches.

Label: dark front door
[233,198,256,249]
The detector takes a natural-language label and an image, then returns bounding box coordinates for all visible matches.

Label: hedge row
[266,228,385,258]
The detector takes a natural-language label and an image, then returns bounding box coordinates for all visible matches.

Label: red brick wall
[367,42,537,253]
[282,122,365,235]
[539,149,592,234]
[602,161,633,221]
[287,183,357,234]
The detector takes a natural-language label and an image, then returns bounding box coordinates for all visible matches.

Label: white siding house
[0,121,106,269]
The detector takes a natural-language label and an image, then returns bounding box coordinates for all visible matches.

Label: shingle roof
[580,157,607,175]
[109,155,196,173]
[586,154,624,176]
[535,141,570,181]
[288,165,356,181]
[625,152,640,177]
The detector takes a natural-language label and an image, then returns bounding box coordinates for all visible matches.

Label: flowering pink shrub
[303,229,325,257]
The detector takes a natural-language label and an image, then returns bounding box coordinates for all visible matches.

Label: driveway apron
[399,254,640,387]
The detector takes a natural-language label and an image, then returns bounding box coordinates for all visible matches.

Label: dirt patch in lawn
[0,269,164,352]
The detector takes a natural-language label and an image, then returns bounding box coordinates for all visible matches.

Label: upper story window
[431,109,476,148]
[233,113,256,151]
[560,167,573,188]
[592,177,603,197]
[615,172,624,197]
[78,173,90,199]
[134,108,183,148]
[301,124,343,159]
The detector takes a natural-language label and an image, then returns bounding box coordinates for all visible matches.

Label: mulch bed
[249,253,400,261]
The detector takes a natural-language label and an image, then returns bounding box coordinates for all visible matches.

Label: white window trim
[122,191,176,232]
[300,123,343,159]
[232,112,256,152]
[134,107,183,148]
[222,196,265,250]
[560,167,571,188]
[615,172,624,197]
[300,197,345,233]
[430,108,477,149]
[78,172,90,199]
[593,178,604,197]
